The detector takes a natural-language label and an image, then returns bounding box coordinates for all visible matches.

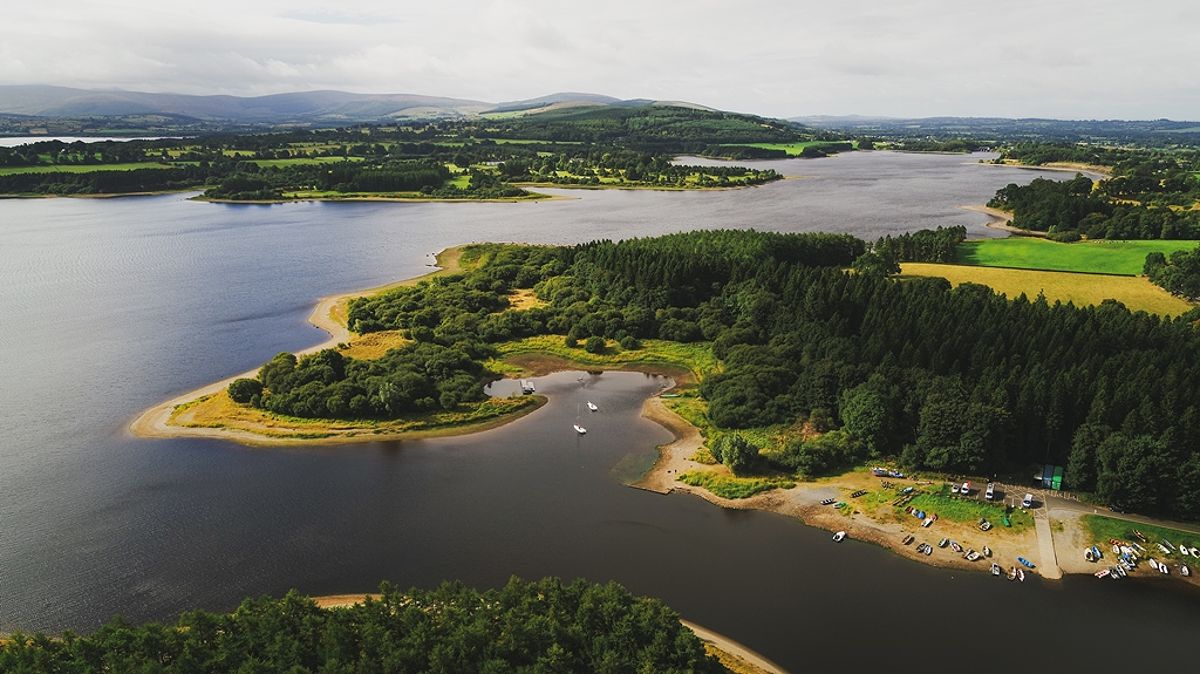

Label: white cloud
[0,0,1195,118]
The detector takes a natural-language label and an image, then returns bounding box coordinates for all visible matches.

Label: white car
[951,483,960,494]
[1022,493,1034,508]
[961,481,971,496]
[985,482,996,500]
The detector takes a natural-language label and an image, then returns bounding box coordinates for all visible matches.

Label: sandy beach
[960,203,1047,237]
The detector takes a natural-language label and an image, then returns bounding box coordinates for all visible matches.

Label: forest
[1144,247,1200,300]
[988,175,1200,240]
[232,229,1200,520]
[0,577,722,673]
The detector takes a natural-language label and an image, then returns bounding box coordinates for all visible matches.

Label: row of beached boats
[1087,537,1195,580]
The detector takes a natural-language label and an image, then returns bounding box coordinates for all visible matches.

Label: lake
[1,151,1193,669]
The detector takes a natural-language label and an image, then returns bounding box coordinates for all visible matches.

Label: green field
[0,162,175,175]
[720,140,853,156]
[245,157,365,168]
[959,238,1198,276]
[902,262,1193,316]
[907,486,1034,532]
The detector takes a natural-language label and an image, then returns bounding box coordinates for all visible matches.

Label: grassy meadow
[719,140,853,156]
[901,262,1193,316]
[0,162,175,175]
[958,237,1198,276]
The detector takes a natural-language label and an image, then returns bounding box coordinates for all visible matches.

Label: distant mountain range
[790,114,1200,140]
[0,85,712,125]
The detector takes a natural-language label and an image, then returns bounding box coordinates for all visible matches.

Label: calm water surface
[1,152,1194,669]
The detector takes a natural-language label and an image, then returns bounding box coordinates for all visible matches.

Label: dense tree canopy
[0,578,721,674]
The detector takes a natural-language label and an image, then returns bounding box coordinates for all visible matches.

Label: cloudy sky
[2,0,1196,119]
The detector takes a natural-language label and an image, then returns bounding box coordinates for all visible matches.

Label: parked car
[1022,493,1034,508]
[985,482,995,500]
[951,483,960,494]
[961,481,971,496]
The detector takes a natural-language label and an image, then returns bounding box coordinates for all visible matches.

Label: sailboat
[573,403,587,434]
[587,401,598,412]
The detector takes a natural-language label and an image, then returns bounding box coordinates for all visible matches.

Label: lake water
[1,152,1194,669]
[0,136,176,147]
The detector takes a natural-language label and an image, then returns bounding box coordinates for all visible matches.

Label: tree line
[988,175,1200,240]
[0,578,721,673]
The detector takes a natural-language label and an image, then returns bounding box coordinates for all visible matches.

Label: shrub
[228,378,263,404]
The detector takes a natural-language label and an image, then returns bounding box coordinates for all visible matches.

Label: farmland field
[958,237,1198,276]
[901,262,1193,316]
[0,162,175,175]
[721,140,854,156]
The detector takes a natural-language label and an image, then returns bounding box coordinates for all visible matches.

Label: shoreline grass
[1082,515,1200,558]
[677,470,795,499]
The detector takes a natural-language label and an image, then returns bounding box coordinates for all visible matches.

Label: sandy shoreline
[311,594,786,673]
[128,246,517,445]
[960,203,1047,238]
[973,160,1112,178]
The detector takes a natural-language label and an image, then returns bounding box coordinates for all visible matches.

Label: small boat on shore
[573,424,587,435]
[833,531,847,542]
[938,538,949,548]
[1149,558,1162,572]
[950,541,963,553]
[982,546,992,558]
[1018,557,1036,569]
[1092,545,1103,559]
[923,544,932,556]
[1016,568,1026,582]
[820,497,836,505]
[1190,546,1199,556]
[1182,565,1191,577]
[1085,548,1096,562]
[1095,569,1110,579]
[1160,563,1170,575]
[991,563,1002,576]
[1007,567,1018,581]
[586,401,598,412]
[902,534,915,545]
[1157,543,1170,555]
[965,549,980,561]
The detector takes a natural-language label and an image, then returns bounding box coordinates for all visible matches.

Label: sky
[2,0,1197,119]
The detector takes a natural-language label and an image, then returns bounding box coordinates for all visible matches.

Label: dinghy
[1190,547,1199,556]
[1084,548,1095,563]
[991,563,1002,576]
[1095,569,1110,579]
[965,549,980,561]
[1157,543,1171,555]
[1091,545,1103,559]
[950,541,963,553]
[982,546,992,558]
[938,538,949,548]
[1016,568,1026,582]
[573,424,587,435]
[1182,565,1191,577]
[1007,567,1018,581]
[820,498,837,506]
[1018,557,1036,569]
[586,401,598,412]
[832,531,847,542]
[902,534,914,545]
